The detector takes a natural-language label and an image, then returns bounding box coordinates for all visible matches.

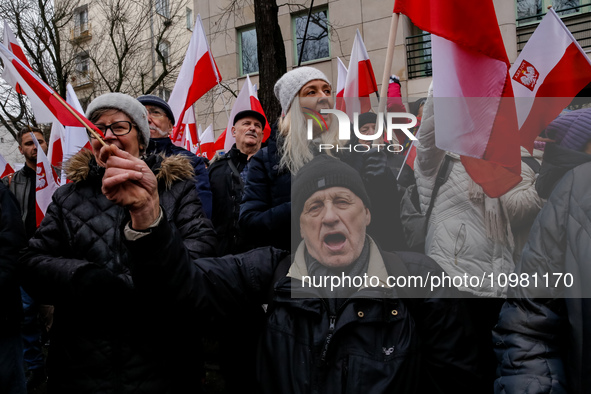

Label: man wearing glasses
[137,95,212,218]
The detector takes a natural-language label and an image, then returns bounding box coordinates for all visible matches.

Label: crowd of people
[0,65,589,394]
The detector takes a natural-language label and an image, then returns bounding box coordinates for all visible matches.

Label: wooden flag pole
[378,11,401,115]
[51,93,106,146]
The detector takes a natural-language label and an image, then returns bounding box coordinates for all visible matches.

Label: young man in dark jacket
[2,127,49,390]
[123,154,482,393]
[137,94,213,218]
[0,182,27,394]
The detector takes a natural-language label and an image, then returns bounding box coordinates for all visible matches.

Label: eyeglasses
[91,121,135,138]
[147,109,165,119]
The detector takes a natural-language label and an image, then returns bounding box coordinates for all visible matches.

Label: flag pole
[378,10,400,115]
[51,93,106,146]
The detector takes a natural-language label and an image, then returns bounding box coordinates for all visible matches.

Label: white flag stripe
[432,34,507,159]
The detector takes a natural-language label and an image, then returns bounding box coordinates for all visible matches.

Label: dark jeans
[0,333,26,394]
[20,288,44,371]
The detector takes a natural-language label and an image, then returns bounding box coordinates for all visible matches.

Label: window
[238,27,259,75]
[186,8,193,30]
[159,88,171,101]
[155,0,170,19]
[293,8,330,64]
[158,41,170,65]
[76,52,90,75]
[517,0,582,25]
[406,26,432,79]
[73,5,89,37]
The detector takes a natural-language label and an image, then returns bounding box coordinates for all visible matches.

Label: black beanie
[292,155,370,219]
[357,112,377,128]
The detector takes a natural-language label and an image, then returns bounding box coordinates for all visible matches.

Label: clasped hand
[99,145,160,230]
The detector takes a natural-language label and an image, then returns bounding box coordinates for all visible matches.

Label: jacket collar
[287,236,390,290]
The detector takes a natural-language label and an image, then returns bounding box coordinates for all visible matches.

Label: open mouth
[324,232,346,251]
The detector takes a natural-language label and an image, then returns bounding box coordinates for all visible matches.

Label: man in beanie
[19,92,216,393]
[209,109,265,256]
[127,154,481,393]
[137,94,212,218]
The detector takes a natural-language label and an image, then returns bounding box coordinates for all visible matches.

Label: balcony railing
[517,4,591,52]
[406,33,432,79]
[71,70,93,88]
[70,23,92,42]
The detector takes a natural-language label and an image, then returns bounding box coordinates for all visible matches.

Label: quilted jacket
[20,150,216,393]
[413,89,542,297]
[494,161,591,394]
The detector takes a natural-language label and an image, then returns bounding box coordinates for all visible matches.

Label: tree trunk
[254,0,286,126]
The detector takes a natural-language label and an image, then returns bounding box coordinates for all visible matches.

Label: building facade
[196,0,591,139]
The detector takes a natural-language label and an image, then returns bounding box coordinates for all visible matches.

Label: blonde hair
[277,97,341,174]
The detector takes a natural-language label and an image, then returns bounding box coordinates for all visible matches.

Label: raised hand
[100,145,160,230]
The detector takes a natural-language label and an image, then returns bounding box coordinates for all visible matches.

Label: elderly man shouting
[121,155,481,393]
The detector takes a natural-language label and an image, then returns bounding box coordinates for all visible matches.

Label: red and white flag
[511,8,591,152]
[171,105,198,148]
[343,30,378,119]
[30,132,58,227]
[335,57,348,111]
[394,0,522,198]
[0,43,103,136]
[47,122,64,184]
[184,123,199,154]
[197,124,216,160]
[0,152,14,178]
[216,75,271,152]
[47,84,92,185]
[169,14,221,142]
[2,20,32,95]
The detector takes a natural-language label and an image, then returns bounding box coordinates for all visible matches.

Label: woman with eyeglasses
[19,92,216,393]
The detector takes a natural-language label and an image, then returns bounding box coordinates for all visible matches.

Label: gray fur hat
[86,93,150,147]
[274,67,330,115]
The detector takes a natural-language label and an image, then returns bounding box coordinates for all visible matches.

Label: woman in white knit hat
[238,67,341,252]
[239,66,407,253]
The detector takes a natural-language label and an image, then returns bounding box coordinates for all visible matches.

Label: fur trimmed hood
[63,149,195,189]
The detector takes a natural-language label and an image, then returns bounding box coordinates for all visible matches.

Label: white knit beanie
[86,93,150,147]
[274,67,331,115]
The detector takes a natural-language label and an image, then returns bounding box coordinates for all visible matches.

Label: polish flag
[0,43,103,136]
[47,84,93,184]
[30,132,58,227]
[215,75,271,152]
[0,152,14,178]
[171,105,198,148]
[47,122,64,184]
[196,124,216,160]
[2,20,32,95]
[169,14,221,142]
[394,0,522,198]
[343,30,378,120]
[511,8,591,153]
[184,123,198,154]
[335,57,348,111]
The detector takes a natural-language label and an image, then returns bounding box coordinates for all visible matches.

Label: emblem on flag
[36,162,48,190]
[512,60,539,91]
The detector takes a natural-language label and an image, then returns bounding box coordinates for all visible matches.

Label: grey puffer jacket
[20,150,217,394]
[414,89,541,297]
[494,161,591,394]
